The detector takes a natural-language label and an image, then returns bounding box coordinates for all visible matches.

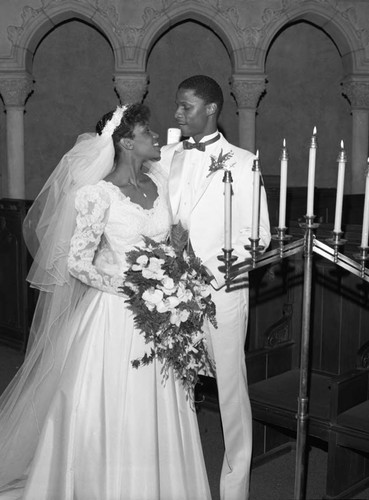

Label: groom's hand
[202,266,214,284]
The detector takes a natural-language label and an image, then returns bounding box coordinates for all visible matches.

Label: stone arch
[131,1,241,73]
[4,0,122,73]
[252,0,368,76]
[5,0,246,76]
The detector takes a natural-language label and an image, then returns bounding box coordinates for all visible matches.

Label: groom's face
[174,88,214,142]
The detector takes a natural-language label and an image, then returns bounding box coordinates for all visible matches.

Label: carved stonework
[254,0,369,64]
[4,0,369,74]
[117,1,248,61]
[114,74,149,104]
[0,74,33,106]
[230,77,266,108]
[342,81,369,109]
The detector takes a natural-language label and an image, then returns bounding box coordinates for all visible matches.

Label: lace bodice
[68,166,171,294]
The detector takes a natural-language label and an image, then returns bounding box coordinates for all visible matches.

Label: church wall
[0,0,368,199]
[24,21,117,198]
[21,18,352,199]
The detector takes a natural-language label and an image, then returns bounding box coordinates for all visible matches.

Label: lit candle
[306,127,317,217]
[166,127,181,144]
[361,160,369,248]
[251,151,261,240]
[278,139,288,229]
[333,140,347,234]
[224,169,232,250]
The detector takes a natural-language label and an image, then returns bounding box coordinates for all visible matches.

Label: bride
[0,104,211,500]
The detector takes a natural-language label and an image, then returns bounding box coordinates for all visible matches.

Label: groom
[160,75,271,500]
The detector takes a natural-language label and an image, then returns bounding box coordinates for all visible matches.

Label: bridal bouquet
[121,223,217,397]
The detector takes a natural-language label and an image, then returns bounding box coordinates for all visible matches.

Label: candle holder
[245,238,265,267]
[326,231,347,263]
[299,214,320,231]
[272,227,293,241]
[216,131,369,500]
[272,227,293,257]
[217,248,238,286]
[353,246,369,279]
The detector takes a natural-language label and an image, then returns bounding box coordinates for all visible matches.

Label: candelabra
[219,219,369,500]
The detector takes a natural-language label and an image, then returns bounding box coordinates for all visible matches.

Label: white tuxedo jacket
[160,132,271,289]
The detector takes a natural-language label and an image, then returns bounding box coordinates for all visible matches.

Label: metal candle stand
[218,217,369,500]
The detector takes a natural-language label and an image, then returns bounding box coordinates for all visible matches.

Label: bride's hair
[96,103,150,144]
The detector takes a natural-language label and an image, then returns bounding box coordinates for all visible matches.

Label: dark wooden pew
[326,359,369,498]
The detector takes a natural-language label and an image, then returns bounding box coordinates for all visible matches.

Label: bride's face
[132,122,161,161]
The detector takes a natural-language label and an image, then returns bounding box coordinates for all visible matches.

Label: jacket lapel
[191,135,230,211]
[192,171,216,211]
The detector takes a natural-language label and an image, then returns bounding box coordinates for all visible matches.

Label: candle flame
[256,150,259,158]
[313,126,317,135]
[283,138,286,147]
[341,140,344,149]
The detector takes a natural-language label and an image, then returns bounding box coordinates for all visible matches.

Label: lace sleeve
[68,184,123,295]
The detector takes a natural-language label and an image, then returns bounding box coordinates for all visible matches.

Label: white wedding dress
[0,167,211,500]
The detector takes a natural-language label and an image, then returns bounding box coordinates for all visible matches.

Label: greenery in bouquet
[121,222,217,397]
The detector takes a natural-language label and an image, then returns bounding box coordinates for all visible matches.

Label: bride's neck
[107,158,147,187]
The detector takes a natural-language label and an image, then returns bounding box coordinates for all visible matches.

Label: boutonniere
[207,149,235,177]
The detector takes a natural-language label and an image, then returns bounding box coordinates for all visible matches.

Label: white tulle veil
[0,105,127,490]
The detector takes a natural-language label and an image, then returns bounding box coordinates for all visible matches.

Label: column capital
[0,73,33,107]
[114,73,149,104]
[342,79,369,110]
[230,75,266,109]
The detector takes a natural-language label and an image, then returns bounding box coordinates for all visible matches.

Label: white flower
[159,244,176,258]
[163,336,175,348]
[166,296,181,309]
[196,283,212,298]
[142,288,164,311]
[132,254,149,271]
[142,257,165,279]
[170,308,190,326]
[125,282,139,293]
[156,301,169,313]
[159,276,177,295]
[176,282,193,302]
[156,296,181,313]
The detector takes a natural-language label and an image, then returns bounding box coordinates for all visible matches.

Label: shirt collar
[188,131,219,144]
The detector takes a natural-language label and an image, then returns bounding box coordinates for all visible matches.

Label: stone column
[0,73,33,199]
[342,79,369,194]
[230,74,266,152]
[113,73,149,104]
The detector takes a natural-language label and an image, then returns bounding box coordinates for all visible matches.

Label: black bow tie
[182,133,220,152]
